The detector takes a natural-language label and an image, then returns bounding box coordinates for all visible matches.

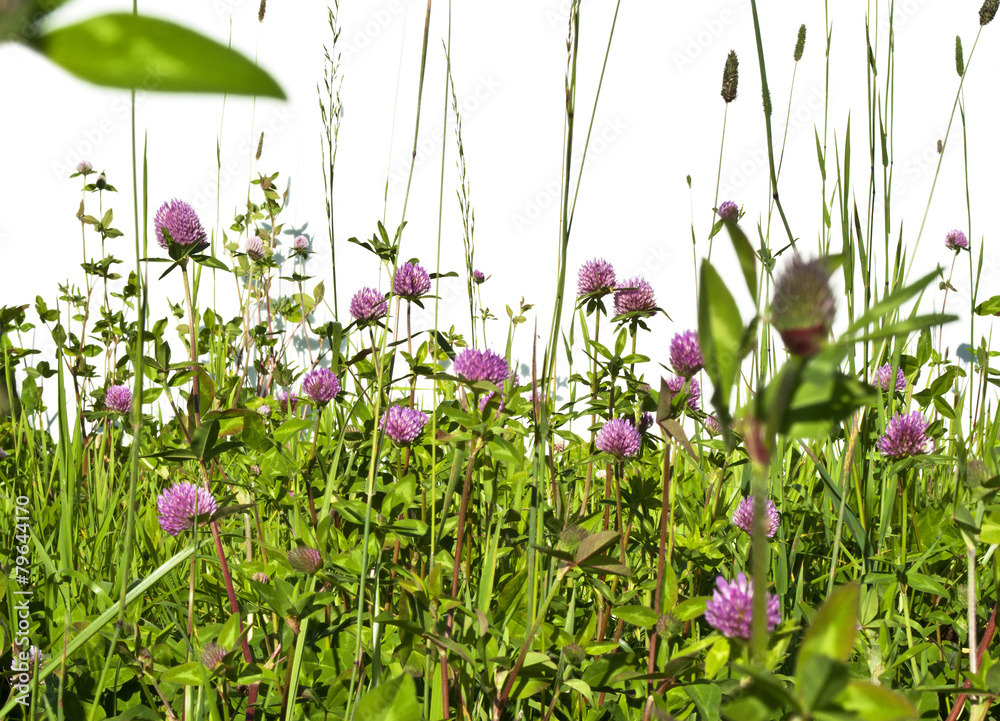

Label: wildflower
[104,384,132,414]
[76,160,93,176]
[11,645,42,679]
[453,348,510,385]
[292,235,310,251]
[473,270,486,284]
[95,174,108,190]
[874,363,906,393]
[770,255,836,358]
[613,277,657,316]
[878,411,931,458]
[287,546,323,574]
[393,262,432,299]
[201,642,228,670]
[349,287,387,322]
[252,572,270,584]
[666,375,701,412]
[704,573,781,640]
[595,418,641,458]
[154,199,206,250]
[670,330,703,378]
[638,412,654,433]
[478,391,504,415]
[945,229,969,251]
[705,416,722,436]
[717,201,739,222]
[721,50,739,103]
[249,464,261,477]
[380,403,429,445]
[256,405,272,417]
[731,497,780,537]
[157,482,218,536]
[301,368,341,404]
[577,258,616,297]
[277,389,298,413]
[246,236,265,260]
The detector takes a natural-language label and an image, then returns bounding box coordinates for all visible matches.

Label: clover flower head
[878,411,931,458]
[613,277,657,316]
[246,236,265,261]
[577,258,617,297]
[393,262,432,299]
[154,199,206,250]
[157,482,218,536]
[478,391,504,416]
[666,375,701,412]
[595,418,641,458]
[638,412,654,433]
[287,546,323,574]
[875,363,907,393]
[380,403,429,445]
[473,269,486,284]
[670,330,703,378]
[704,573,781,640]
[731,497,780,537]
[292,234,310,250]
[350,287,387,322]
[945,229,969,251]
[453,348,510,385]
[717,200,739,221]
[771,255,836,358]
[76,161,93,175]
[277,389,299,413]
[201,642,228,670]
[252,572,270,584]
[705,416,722,436]
[104,384,132,414]
[301,368,341,403]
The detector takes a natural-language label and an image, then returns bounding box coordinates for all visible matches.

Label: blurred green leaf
[795,583,859,688]
[34,13,285,97]
[355,673,421,721]
[698,260,743,416]
[835,680,918,720]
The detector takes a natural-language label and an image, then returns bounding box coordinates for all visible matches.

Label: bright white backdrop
[1,0,997,417]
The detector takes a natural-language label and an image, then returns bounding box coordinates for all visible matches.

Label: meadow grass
[3,1,1000,720]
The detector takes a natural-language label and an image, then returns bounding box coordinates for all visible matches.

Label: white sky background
[1,0,998,423]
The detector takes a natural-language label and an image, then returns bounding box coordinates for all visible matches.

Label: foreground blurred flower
[11,645,42,679]
[104,384,132,414]
[381,403,429,445]
[154,199,206,250]
[245,236,264,261]
[596,418,641,458]
[731,497,780,537]
[945,229,969,251]
[638,412,654,433]
[350,287,387,322]
[667,375,701,411]
[277,389,298,413]
[705,573,781,640]
[394,262,432,299]
[201,642,228,670]
[252,572,270,584]
[875,363,906,393]
[453,348,510,385]
[670,330,703,378]
[771,255,835,358]
[704,416,722,436]
[157,482,218,536]
[0,448,7,460]
[878,411,931,458]
[577,258,616,297]
[301,368,341,404]
[717,200,739,222]
[288,546,323,574]
[613,276,656,316]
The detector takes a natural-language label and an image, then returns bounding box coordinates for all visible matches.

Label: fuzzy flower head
[292,234,310,251]
[104,384,132,414]
[453,348,510,385]
[393,262,432,299]
[479,391,504,416]
[613,277,657,316]
[201,642,228,670]
[473,270,486,284]
[670,330,703,378]
[704,573,781,641]
[595,418,641,458]
[287,546,323,574]
[878,411,931,458]
[277,389,298,414]
[717,201,739,222]
[381,404,429,445]
[76,160,93,176]
[731,497,780,538]
[11,645,42,679]
[245,236,265,261]
[638,412,654,433]
[945,229,969,251]
[301,368,341,404]
[350,287,387,322]
[875,364,907,393]
[154,199,206,250]
[770,255,836,358]
[667,375,701,412]
[0,448,7,461]
[157,482,218,536]
[577,258,617,298]
[705,416,722,436]
[252,572,270,584]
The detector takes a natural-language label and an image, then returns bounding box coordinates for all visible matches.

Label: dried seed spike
[258,0,266,22]
[794,24,806,62]
[721,50,739,103]
[981,0,998,25]
[256,132,264,161]
[955,35,965,76]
